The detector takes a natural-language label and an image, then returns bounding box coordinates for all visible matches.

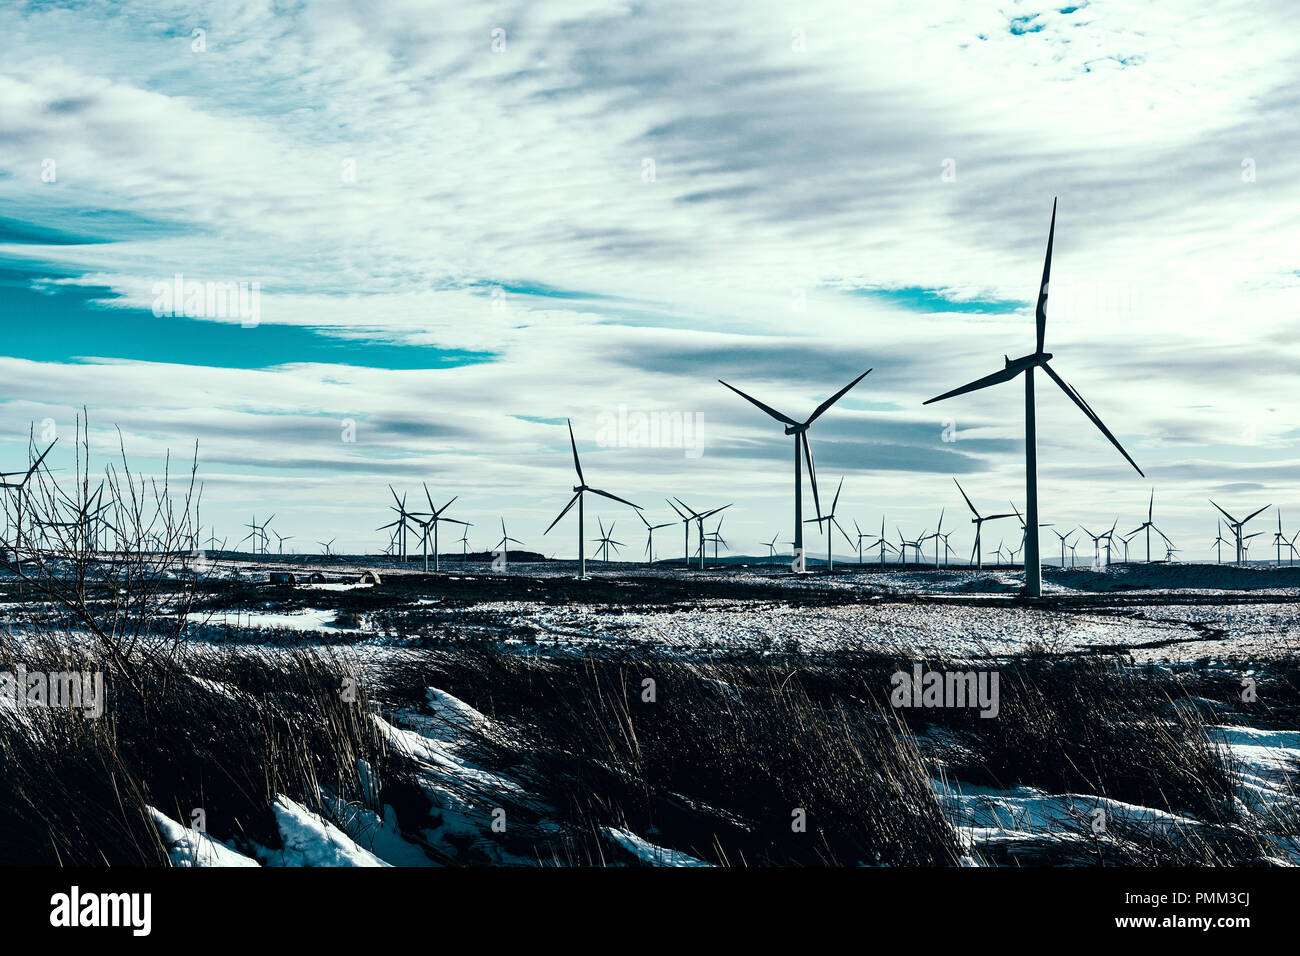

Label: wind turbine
[897,528,927,566]
[1128,490,1168,564]
[718,369,871,568]
[705,515,728,561]
[544,419,642,578]
[378,487,418,561]
[415,484,470,572]
[921,509,946,568]
[1274,508,1287,566]
[924,200,1143,597]
[803,476,853,571]
[863,516,896,565]
[1118,532,1136,564]
[240,514,274,555]
[1287,530,1300,567]
[1212,521,1229,564]
[459,527,472,561]
[764,533,781,563]
[318,537,336,555]
[939,532,957,567]
[851,521,874,565]
[1210,501,1270,565]
[1009,502,1052,568]
[638,511,674,564]
[1051,529,1073,568]
[1080,526,1109,568]
[592,518,625,562]
[272,531,294,555]
[671,498,731,570]
[0,439,57,552]
[953,479,1016,570]
[494,518,524,566]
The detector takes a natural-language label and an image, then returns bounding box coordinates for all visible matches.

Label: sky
[1,0,1298,562]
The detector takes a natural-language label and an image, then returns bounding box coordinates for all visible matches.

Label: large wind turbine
[924,200,1143,597]
[953,479,1016,570]
[544,419,642,579]
[718,370,871,568]
[1210,501,1270,564]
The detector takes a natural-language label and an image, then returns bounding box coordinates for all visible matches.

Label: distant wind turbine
[719,369,871,569]
[414,484,470,572]
[494,518,524,565]
[1210,500,1270,564]
[953,479,1016,570]
[803,476,853,571]
[544,419,642,578]
[638,511,673,564]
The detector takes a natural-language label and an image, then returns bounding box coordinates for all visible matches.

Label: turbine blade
[802,433,821,519]
[1040,362,1144,476]
[831,475,844,513]
[567,418,585,483]
[924,365,1021,405]
[952,478,979,517]
[805,369,872,425]
[1241,505,1270,524]
[589,487,642,510]
[1036,198,1056,354]
[1210,500,1239,524]
[717,380,798,426]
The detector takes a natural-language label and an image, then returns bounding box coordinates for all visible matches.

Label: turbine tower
[924,200,1143,598]
[718,370,871,569]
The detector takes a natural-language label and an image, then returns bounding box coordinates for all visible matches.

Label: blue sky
[1,0,1298,559]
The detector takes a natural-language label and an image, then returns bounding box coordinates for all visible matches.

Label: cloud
[0,0,1298,555]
